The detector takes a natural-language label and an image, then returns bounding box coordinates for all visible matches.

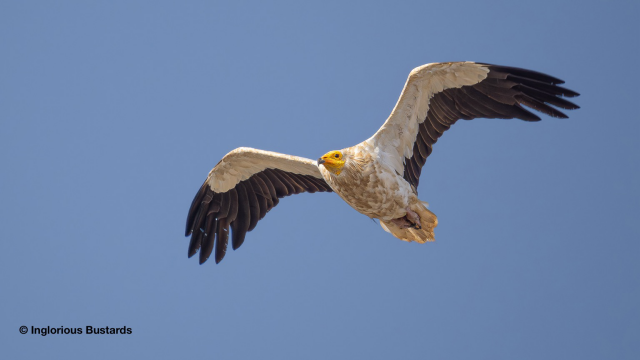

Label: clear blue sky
[1,1,638,359]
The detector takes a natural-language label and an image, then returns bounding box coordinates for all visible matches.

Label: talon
[405,207,421,229]
[389,207,423,230]
[390,216,413,229]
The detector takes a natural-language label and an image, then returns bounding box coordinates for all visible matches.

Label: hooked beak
[317,153,344,175]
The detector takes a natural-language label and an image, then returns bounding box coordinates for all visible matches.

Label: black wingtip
[185,182,209,236]
[560,88,580,98]
[484,63,567,85]
[187,228,203,259]
[188,242,197,258]
[231,232,245,251]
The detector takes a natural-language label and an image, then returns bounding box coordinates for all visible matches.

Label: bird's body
[319,142,410,221]
[185,62,579,265]
[318,141,438,243]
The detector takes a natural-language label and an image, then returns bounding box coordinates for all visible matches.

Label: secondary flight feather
[185,62,579,264]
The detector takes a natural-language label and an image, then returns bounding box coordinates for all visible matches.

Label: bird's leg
[405,207,422,229]
[389,208,422,230]
[389,216,413,229]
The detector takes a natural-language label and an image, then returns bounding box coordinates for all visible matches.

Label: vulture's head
[318,150,345,175]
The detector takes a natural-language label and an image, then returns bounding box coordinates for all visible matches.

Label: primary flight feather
[185,62,579,264]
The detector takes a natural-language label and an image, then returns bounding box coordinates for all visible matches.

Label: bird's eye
[334,154,340,158]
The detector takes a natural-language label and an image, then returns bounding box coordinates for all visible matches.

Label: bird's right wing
[367,62,580,190]
[185,147,332,264]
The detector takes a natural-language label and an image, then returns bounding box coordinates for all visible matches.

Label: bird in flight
[185,62,579,265]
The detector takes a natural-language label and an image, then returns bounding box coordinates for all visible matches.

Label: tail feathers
[380,203,438,244]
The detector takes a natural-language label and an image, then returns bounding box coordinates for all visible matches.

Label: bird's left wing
[367,62,579,190]
[185,147,332,264]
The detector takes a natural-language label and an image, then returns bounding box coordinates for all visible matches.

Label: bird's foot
[405,207,421,229]
[389,208,422,230]
[389,216,412,229]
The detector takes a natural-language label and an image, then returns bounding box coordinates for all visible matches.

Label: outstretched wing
[185,147,332,264]
[367,62,580,190]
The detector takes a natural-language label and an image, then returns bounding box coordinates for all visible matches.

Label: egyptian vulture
[185,62,579,264]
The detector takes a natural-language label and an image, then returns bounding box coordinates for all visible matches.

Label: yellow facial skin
[318,150,345,175]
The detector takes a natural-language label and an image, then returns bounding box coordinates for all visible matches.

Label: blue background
[2,1,638,358]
